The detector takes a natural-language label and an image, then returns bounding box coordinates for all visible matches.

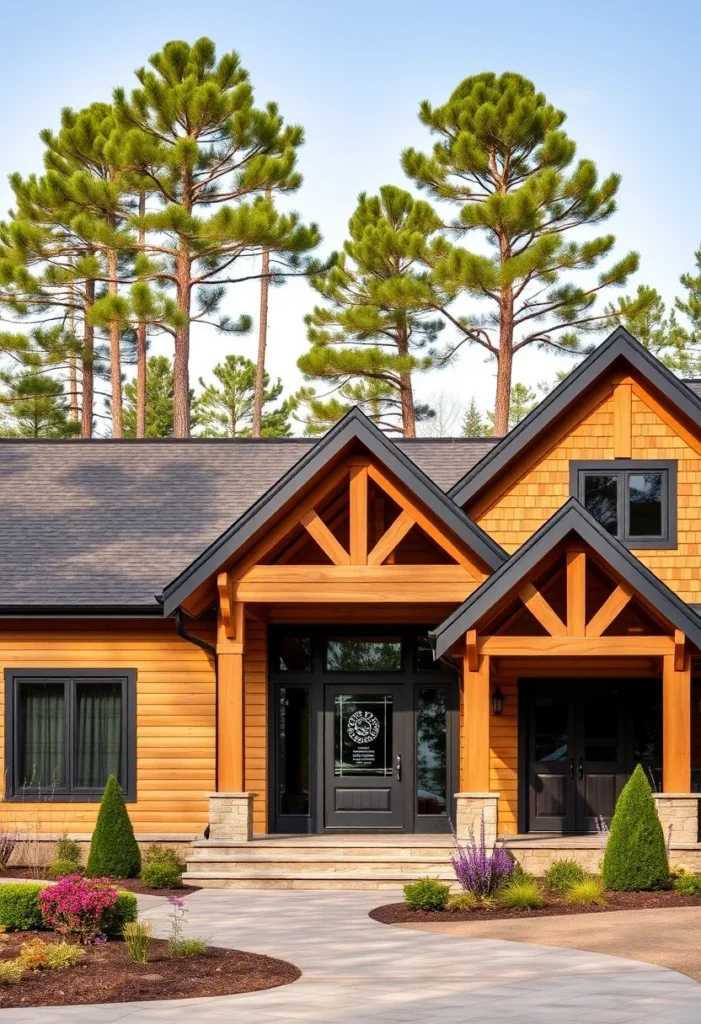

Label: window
[5,670,136,800]
[325,637,402,672]
[570,461,677,549]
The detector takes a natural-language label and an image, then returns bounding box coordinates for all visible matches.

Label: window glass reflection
[325,638,401,672]
[417,688,447,815]
[583,475,618,535]
[279,687,310,815]
[629,473,663,537]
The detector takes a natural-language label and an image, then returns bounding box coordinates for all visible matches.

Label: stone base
[455,792,500,847]
[653,793,701,845]
[207,792,255,841]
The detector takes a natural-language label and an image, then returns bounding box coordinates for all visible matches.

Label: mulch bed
[1,868,200,898]
[0,931,300,1008]
[371,889,701,924]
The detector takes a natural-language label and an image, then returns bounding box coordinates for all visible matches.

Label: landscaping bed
[0,930,300,1008]
[1,868,200,899]
[371,888,701,925]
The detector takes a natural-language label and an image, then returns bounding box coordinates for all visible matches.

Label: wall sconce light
[492,686,504,716]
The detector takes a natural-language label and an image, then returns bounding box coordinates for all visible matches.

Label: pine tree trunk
[173,172,192,438]
[67,294,79,427]
[81,280,95,438]
[136,192,147,439]
[493,288,514,436]
[107,248,123,438]
[397,325,416,437]
[252,244,270,438]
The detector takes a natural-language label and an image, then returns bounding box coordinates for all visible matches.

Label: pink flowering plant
[38,874,119,944]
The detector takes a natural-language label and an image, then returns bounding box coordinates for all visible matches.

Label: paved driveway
[5,889,701,1023]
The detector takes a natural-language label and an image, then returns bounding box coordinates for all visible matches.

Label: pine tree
[86,774,141,879]
[111,38,322,436]
[194,353,290,437]
[675,246,701,370]
[402,72,638,435]
[486,382,538,432]
[606,285,691,370]
[0,372,78,438]
[462,396,489,437]
[602,764,669,891]
[123,355,174,437]
[299,185,451,436]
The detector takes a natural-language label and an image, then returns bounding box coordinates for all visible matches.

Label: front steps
[184,835,455,890]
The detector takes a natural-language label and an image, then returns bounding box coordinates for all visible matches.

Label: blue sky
[1,0,699,432]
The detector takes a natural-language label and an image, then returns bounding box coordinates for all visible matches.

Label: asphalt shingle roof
[0,436,495,609]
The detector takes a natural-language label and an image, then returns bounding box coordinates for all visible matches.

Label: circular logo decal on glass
[347,709,380,745]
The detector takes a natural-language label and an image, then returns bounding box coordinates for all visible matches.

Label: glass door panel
[416,687,447,817]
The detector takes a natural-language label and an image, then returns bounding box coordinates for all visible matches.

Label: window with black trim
[570,461,677,549]
[5,670,136,800]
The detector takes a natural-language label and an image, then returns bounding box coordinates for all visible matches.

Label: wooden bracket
[466,629,478,671]
[217,572,236,639]
[675,629,686,672]
[518,582,567,636]
[301,510,351,565]
[585,582,633,637]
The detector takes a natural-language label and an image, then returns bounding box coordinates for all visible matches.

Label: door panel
[576,686,627,831]
[325,686,409,829]
[527,686,576,831]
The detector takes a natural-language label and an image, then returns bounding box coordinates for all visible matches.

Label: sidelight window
[571,461,676,548]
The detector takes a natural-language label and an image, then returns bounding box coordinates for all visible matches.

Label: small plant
[86,775,141,879]
[48,858,82,879]
[143,844,185,872]
[141,861,182,890]
[165,894,208,957]
[602,765,669,891]
[565,877,607,906]
[15,937,83,970]
[498,878,544,910]
[0,960,24,984]
[595,815,610,851]
[38,874,119,944]
[403,878,451,911]
[450,816,513,898]
[102,891,138,938]
[123,919,153,964]
[0,883,47,931]
[168,937,209,957]
[445,891,479,911]
[673,873,701,895]
[56,835,82,864]
[544,859,586,894]
[0,825,19,871]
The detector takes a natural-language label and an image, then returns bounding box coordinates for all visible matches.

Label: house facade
[3,328,701,877]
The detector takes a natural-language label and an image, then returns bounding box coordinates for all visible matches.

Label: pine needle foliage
[602,764,669,891]
[86,775,141,880]
[194,354,290,437]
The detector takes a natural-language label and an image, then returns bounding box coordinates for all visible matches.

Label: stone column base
[455,792,500,848]
[207,792,255,841]
[653,794,701,845]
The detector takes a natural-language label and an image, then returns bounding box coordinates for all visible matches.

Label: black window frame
[569,460,677,549]
[4,669,136,802]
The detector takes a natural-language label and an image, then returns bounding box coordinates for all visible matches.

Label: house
[3,326,701,884]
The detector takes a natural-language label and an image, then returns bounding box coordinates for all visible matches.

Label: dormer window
[570,461,677,549]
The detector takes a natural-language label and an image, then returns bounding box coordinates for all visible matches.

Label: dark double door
[525,680,661,833]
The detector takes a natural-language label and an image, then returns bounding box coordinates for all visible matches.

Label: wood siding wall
[244,619,267,833]
[0,619,216,836]
[474,388,701,603]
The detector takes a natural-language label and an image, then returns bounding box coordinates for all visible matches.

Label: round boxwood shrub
[0,883,47,931]
[56,836,81,864]
[602,764,669,891]
[141,861,182,890]
[544,859,586,894]
[143,843,185,872]
[48,857,82,879]
[403,877,450,911]
[86,774,141,879]
[102,890,138,937]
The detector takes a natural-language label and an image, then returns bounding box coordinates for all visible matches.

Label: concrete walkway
[4,889,701,1023]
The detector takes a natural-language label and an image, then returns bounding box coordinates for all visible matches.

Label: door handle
[578,756,584,781]
[396,754,402,782]
[569,757,574,780]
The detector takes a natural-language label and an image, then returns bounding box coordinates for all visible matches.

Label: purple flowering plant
[450,815,513,898]
[38,874,119,944]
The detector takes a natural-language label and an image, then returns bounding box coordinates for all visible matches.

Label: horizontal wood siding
[0,619,216,835]
[244,619,267,833]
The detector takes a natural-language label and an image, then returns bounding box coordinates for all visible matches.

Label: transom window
[570,461,677,549]
[5,670,136,800]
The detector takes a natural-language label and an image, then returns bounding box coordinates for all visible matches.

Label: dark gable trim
[449,327,701,508]
[430,497,701,658]
[161,407,507,617]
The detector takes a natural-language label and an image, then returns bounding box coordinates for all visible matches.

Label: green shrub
[544,859,586,894]
[0,960,24,984]
[564,877,607,906]
[102,890,138,938]
[48,858,81,880]
[498,878,544,910]
[403,877,450,911]
[673,873,701,895]
[15,937,84,970]
[143,844,185,872]
[445,891,479,911]
[167,937,208,958]
[141,861,182,890]
[86,775,141,879]
[602,765,669,891]
[0,883,47,931]
[510,864,536,885]
[123,919,153,964]
[56,836,81,864]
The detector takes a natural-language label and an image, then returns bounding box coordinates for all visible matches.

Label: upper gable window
[570,461,677,549]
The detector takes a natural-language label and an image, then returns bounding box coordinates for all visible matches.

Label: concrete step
[186,856,452,874]
[183,869,456,890]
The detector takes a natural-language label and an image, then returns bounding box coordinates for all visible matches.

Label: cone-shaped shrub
[86,775,141,879]
[602,764,669,891]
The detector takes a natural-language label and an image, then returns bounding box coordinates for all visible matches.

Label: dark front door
[324,685,410,829]
[525,680,655,833]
